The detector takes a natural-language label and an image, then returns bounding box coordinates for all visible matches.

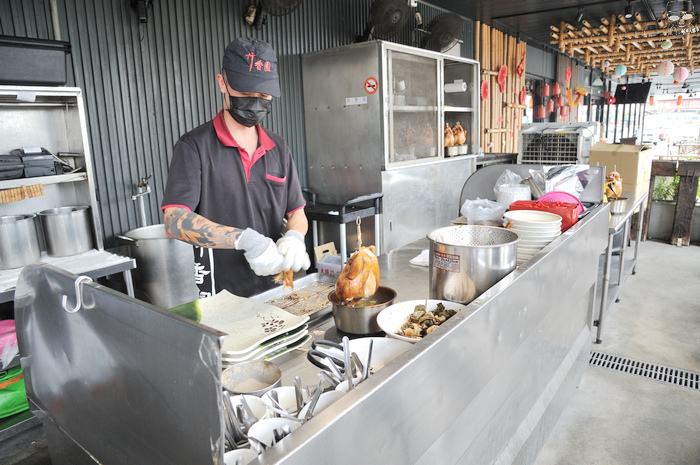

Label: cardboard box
[314,242,342,275]
[589,142,653,187]
[622,180,651,197]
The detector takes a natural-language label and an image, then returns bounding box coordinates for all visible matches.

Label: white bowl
[504,210,563,224]
[229,394,269,422]
[513,231,560,241]
[297,390,346,419]
[224,449,258,465]
[247,417,301,448]
[519,238,556,247]
[376,299,469,344]
[334,377,364,393]
[261,386,308,415]
[518,243,545,252]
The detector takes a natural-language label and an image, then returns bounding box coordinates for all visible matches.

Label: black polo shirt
[162,110,306,298]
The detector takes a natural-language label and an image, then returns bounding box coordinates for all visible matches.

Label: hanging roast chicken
[335,245,380,305]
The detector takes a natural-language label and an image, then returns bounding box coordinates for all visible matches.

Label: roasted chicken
[452,122,466,146]
[444,125,455,147]
[605,171,623,199]
[335,246,380,305]
[274,269,294,290]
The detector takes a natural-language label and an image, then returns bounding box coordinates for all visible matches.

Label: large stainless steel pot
[0,214,41,270]
[119,224,199,309]
[38,206,93,257]
[329,286,396,334]
[428,225,520,304]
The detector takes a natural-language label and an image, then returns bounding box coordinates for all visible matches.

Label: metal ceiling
[430,0,700,94]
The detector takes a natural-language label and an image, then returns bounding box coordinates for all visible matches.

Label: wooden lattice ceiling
[551,9,700,76]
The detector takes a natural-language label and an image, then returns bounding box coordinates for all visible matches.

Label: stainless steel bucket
[329,286,396,335]
[428,225,520,304]
[0,214,41,270]
[38,206,93,257]
[119,224,199,309]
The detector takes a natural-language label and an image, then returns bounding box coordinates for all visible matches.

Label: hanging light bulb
[681,0,694,20]
[668,1,682,21]
[625,1,633,19]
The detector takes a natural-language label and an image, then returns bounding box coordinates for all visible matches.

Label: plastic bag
[545,165,589,197]
[493,169,523,197]
[460,198,507,226]
[0,365,29,419]
[0,320,18,370]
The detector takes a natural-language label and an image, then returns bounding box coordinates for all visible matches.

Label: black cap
[222,37,280,98]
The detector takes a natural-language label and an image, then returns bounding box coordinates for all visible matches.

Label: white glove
[276,230,311,272]
[236,228,285,276]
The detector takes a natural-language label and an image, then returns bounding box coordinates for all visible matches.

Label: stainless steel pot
[119,224,199,309]
[38,206,93,257]
[329,286,397,335]
[0,214,41,270]
[428,225,520,304]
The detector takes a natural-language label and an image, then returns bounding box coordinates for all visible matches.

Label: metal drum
[428,225,520,304]
[38,206,93,257]
[0,214,41,270]
[119,224,199,309]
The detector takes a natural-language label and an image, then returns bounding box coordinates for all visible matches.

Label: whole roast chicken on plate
[335,245,380,305]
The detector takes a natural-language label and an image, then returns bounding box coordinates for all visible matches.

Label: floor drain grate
[590,351,700,390]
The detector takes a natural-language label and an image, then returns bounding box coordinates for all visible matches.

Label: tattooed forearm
[163,207,243,249]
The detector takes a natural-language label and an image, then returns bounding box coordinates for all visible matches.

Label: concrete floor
[535,239,700,465]
[3,239,699,464]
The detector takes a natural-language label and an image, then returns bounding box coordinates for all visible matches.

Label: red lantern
[649,96,655,106]
[560,105,569,119]
[677,95,683,106]
[546,99,554,113]
[607,96,616,105]
[536,105,546,119]
[542,84,551,97]
[551,83,561,95]
[558,95,566,107]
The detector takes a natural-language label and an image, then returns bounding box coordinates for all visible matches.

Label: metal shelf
[0,172,87,190]
[444,106,474,112]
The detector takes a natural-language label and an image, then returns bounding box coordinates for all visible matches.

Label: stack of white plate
[503,210,562,265]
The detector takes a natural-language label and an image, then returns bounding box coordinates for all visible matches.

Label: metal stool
[302,190,383,267]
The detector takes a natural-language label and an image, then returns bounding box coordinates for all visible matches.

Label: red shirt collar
[213,110,275,150]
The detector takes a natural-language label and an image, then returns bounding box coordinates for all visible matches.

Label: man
[161,37,310,298]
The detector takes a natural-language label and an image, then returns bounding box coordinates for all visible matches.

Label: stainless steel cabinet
[302,41,480,254]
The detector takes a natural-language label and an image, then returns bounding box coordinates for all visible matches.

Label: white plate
[504,210,563,224]
[376,300,469,344]
[222,326,308,362]
[197,290,309,354]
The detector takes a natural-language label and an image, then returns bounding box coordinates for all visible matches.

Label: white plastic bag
[493,169,523,198]
[460,198,507,226]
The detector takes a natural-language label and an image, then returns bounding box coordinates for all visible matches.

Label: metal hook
[61,275,93,313]
[356,216,362,249]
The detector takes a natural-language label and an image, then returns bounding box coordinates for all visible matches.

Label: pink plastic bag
[0,320,18,369]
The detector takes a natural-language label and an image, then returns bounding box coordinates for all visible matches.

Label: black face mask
[227,95,272,127]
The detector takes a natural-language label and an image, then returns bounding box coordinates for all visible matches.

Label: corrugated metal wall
[0,0,472,247]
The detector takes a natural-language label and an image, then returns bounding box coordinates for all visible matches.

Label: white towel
[409,249,430,267]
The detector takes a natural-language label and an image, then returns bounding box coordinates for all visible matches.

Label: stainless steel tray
[251,273,336,321]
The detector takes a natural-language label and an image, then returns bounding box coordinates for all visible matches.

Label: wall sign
[364,77,378,95]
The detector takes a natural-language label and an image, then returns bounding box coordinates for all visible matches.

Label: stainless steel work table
[15,202,608,465]
[595,190,648,343]
[254,202,609,465]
